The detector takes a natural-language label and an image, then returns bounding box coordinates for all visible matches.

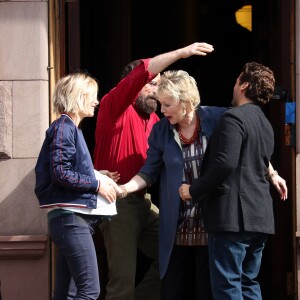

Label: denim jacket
[35,114,98,209]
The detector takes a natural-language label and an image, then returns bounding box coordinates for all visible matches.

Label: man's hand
[100,170,120,182]
[270,174,288,201]
[179,42,214,58]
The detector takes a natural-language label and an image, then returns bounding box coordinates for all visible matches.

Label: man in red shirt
[94,42,214,300]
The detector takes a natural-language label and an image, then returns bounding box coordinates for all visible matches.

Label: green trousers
[99,193,160,300]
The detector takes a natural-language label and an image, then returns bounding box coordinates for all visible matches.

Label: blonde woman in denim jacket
[35,73,120,300]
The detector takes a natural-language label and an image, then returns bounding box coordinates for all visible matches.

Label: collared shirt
[93,59,160,184]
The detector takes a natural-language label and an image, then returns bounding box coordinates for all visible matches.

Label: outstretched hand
[116,185,128,199]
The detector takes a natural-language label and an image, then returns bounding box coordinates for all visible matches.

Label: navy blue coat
[139,106,226,278]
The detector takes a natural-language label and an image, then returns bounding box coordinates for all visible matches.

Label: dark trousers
[161,245,213,300]
[48,213,101,300]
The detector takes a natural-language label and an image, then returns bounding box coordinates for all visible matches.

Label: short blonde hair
[53,72,99,115]
[157,70,201,115]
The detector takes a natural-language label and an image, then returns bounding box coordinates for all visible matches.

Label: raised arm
[148,42,214,75]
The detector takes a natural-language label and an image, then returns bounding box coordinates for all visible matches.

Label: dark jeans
[208,231,268,300]
[161,245,213,300]
[48,212,101,300]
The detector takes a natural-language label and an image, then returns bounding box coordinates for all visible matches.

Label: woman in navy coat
[119,70,225,299]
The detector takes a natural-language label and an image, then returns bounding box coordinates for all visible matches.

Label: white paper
[93,170,118,216]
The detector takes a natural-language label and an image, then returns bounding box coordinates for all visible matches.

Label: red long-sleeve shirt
[93,59,160,184]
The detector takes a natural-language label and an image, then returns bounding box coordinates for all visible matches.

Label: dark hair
[239,62,275,105]
[120,60,141,79]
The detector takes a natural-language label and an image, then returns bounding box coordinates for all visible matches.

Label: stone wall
[0,1,51,299]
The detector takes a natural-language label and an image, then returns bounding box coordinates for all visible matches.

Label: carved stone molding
[0,235,48,259]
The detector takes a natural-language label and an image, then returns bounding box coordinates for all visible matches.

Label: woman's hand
[95,170,122,203]
[179,183,192,201]
[98,180,117,203]
[117,185,128,199]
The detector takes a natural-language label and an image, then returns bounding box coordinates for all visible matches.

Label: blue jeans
[208,231,268,300]
[48,212,101,300]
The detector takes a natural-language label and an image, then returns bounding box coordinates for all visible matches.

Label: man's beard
[134,95,158,115]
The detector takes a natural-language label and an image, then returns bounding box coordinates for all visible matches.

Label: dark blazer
[139,106,226,278]
[190,103,275,234]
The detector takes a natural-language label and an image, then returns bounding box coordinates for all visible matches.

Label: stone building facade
[0,1,50,299]
[0,1,300,299]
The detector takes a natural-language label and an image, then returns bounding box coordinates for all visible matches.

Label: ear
[240,82,249,91]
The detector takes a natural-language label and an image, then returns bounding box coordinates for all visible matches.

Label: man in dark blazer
[179,62,287,299]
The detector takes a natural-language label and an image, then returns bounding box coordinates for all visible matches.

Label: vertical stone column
[0,2,51,299]
[0,82,12,159]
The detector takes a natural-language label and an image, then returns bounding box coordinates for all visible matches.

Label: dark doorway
[75,0,256,153]
[64,0,295,299]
